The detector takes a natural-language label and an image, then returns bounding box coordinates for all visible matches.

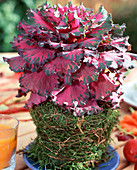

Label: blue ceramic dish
[23,144,120,170]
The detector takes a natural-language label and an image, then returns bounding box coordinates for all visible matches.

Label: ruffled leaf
[90,5,107,24]
[12,37,55,65]
[111,37,131,52]
[69,25,84,37]
[90,14,112,37]
[48,37,78,50]
[84,49,99,59]
[90,73,119,99]
[26,92,46,108]
[11,35,30,51]
[3,56,27,72]
[23,46,55,65]
[122,53,134,69]
[57,4,69,15]
[58,49,84,62]
[111,23,126,37]
[67,11,81,30]
[85,51,126,70]
[72,98,102,116]
[40,7,60,26]
[73,64,99,85]
[17,19,33,34]
[25,63,40,72]
[126,52,137,60]
[77,2,93,16]
[103,92,120,109]
[4,54,40,73]
[54,81,89,107]
[78,37,102,50]
[44,57,80,76]
[84,49,112,70]
[20,70,58,96]
[84,56,112,71]
[57,16,68,30]
[62,42,78,51]
[99,51,124,69]
[27,9,56,32]
[47,40,61,49]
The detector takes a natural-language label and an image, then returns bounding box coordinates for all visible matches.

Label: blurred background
[0,0,137,53]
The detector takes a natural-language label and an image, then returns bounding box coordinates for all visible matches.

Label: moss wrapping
[27,101,119,169]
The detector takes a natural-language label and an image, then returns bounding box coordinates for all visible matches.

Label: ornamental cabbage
[4,1,137,116]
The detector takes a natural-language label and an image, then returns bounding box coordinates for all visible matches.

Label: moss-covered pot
[27,101,119,170]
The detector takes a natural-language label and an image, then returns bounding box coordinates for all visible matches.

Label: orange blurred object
[0,124,17,169]
[120,111,137,135]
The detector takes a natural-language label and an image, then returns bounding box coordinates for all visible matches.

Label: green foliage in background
[112,3,137,53]
[0,0,36,52]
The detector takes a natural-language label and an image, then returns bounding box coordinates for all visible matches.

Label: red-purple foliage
[4,1,137,116]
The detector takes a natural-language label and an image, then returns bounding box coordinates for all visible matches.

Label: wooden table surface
[0,52,137,170]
